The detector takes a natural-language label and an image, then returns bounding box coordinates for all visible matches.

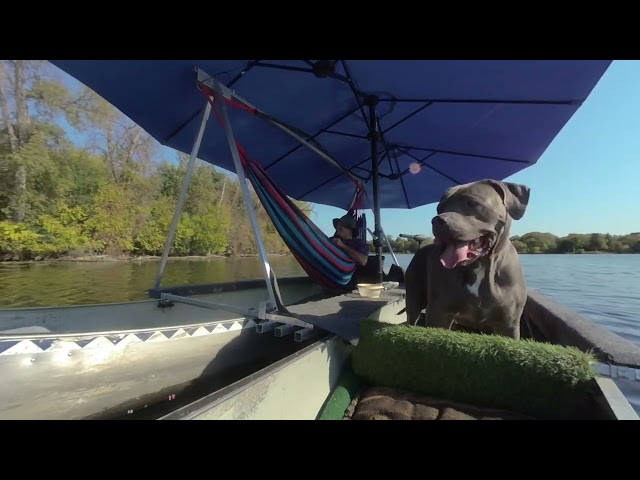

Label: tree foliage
[1,61,636,261]
[510,232,640,254]
[0,60,314,260]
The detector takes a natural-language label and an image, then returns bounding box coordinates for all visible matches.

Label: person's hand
[331,237,345,248]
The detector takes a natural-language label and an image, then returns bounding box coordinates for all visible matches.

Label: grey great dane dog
[404,179,530,339]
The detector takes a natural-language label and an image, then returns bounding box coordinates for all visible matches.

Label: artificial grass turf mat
[317,363,362,420]
[351,319,598,419]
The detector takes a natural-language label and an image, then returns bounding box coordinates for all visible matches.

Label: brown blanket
[347,386,536,420]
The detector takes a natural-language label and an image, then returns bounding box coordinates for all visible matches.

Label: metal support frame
[161,293,314,330]
[153,101,212,289]
[150,68,318,335]
[160,293,257,317]
[207,75,278,312]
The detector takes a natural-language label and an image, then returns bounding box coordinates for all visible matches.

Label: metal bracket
[275,324,298,337]
[257,301,314,329]
[263,313,314,329]
[294,328,320,342]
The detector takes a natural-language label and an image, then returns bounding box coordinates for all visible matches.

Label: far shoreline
[0,253,292,264]
[1,250,637,265]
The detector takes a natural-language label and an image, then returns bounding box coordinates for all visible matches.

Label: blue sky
[53,60,640,239]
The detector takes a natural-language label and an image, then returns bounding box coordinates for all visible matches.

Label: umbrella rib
[338,95,442,181]
[163,109,203,144]
[324,130,369,140]
[373,114,405,182]
[246,60,366,172]
[382,102,434,134]
[170,72,565,157]
[340,145,401,178]
[347,143,480,177]
[296,146,387,200]
[379,118,410,209]
[164,61,260,143]
[253,62,315,74]
[227,60,260,87]
[253,61,352,84]
[395,145,530,164]
[297,171,348,201]
[355,144,388,175]
[379,97,583,106]
[341,60,410,205]
[362,115,409,207]
[208,63,571,205]
[263,104,362,170]
[362,150,391,184]
[377,118,396,176]
[340,60,371,136]
[399,170,411,209]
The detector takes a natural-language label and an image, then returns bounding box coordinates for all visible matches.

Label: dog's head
[431,179,530,269]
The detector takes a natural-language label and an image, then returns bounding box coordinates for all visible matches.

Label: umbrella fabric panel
[49,60,612,209]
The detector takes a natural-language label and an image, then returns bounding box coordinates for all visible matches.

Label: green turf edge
[351,319,599,420]
[316,362,362,420]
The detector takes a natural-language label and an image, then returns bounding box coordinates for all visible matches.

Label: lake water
[1,253,639,417]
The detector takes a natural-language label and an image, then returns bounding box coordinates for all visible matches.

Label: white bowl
[357,283,385,298]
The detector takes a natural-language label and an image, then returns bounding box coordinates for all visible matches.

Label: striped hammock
[202,90,367,289]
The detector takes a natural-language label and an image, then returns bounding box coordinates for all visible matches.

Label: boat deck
[285,287,406,344]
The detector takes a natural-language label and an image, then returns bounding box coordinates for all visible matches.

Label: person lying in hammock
[331,214,370,267]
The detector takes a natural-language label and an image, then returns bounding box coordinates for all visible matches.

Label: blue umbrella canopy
[49,60,612,211]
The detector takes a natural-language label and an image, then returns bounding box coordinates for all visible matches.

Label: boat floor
[285,287,405,344]
[345,385,536,420]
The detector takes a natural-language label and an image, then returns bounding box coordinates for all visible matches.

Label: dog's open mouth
[437,235,491,269]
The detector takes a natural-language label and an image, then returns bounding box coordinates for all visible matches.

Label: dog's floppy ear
[437,183,468,213]
[487,180,531,220]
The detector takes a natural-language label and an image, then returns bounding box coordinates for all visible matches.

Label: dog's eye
[467,199,479,208]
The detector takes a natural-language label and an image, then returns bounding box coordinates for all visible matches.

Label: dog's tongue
[440,241,470,269]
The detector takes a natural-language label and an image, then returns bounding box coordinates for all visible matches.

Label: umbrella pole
[153,100,212,290]
[367,95,384,284]
[208,76,278,312]
[368,227,400,266]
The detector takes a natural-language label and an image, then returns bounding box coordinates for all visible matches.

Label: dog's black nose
[432,216,446,226]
